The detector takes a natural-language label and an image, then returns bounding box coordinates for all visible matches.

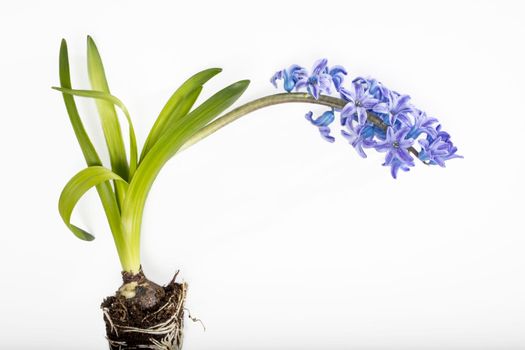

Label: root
[103,281,187,350]
[185,308,206,332]
[103,307,119,337]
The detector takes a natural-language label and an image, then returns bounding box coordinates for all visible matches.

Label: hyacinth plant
[56,37,461,349]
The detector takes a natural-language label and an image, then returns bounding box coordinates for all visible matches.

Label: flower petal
[355,143,367,158]
[385,150,394,164]
[396,148,414,163]
[319,126,335,143]
[357,107,367,125]
[329,65,347,76]
[372,102,389,114]
[294,78,308,91]
[308,110,335,127]
[311,58,328,75]
[283,69,296,92]
[339,87,355,102]
[341,103,356,123]
[309,84,320,99]
[270,70,283,88]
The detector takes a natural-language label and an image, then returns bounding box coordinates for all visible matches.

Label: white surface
[1,1,524,349]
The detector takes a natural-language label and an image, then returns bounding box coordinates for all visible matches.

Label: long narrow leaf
[58,39,123,247]
[59,166,127,241]
[86,36,129,181]
[58,39,101,165]
[121,80,250,261]
[140,68,222,161]
[52,87,138,178]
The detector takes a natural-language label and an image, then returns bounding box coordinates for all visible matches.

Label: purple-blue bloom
[339,81,384,125]
[328,65,347,92]
[407,110,438,139]
[341,119,376,158]
[385,158,413,179]
[366,78,391,104]
[305,110,335,142]
[271,59,462,178]
[295,59,332,99]
[387,92,414,126]
[270,64,307,92]
[418,125,463,166]
[270,59,347,99]
[374,127,415,167]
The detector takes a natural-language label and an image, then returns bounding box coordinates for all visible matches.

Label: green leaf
[58,39,101,166]
[59,166,127,241]
[58,39,134,270]
[121,79,250,261]
[58,39,122,232]
[52,87,138,178]
[140,68,222,161]
[86,35,129,181]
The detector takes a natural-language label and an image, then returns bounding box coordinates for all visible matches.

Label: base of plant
[101,269,187,350]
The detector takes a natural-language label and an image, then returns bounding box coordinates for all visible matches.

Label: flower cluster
[271,60,462,178]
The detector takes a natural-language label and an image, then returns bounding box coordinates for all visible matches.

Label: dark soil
[101,269,186,349]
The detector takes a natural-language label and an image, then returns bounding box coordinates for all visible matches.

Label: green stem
[181,93,342,151]
[181,92,417,155]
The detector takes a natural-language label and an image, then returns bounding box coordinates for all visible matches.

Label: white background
[1,1,524,349]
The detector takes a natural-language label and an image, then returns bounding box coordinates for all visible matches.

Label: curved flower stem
[181,92,419,157]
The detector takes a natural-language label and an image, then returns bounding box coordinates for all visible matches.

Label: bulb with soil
[101,269,187,350]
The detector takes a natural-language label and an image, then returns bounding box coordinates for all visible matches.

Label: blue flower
[407,110,438,139]
[339,81,384,125]
[374,127,415,166]
[271,60,348,99]
[270,64,307,92]
[270,60,462,178]
[368,78,391,104]
[305,110,335,142]
[385,158,413,179]
[341,119,376,158]
[418,125,463,166]
[295,59,333,99]
[387,92,415,126]
[328,65,347,92]
[353,77,391,104]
